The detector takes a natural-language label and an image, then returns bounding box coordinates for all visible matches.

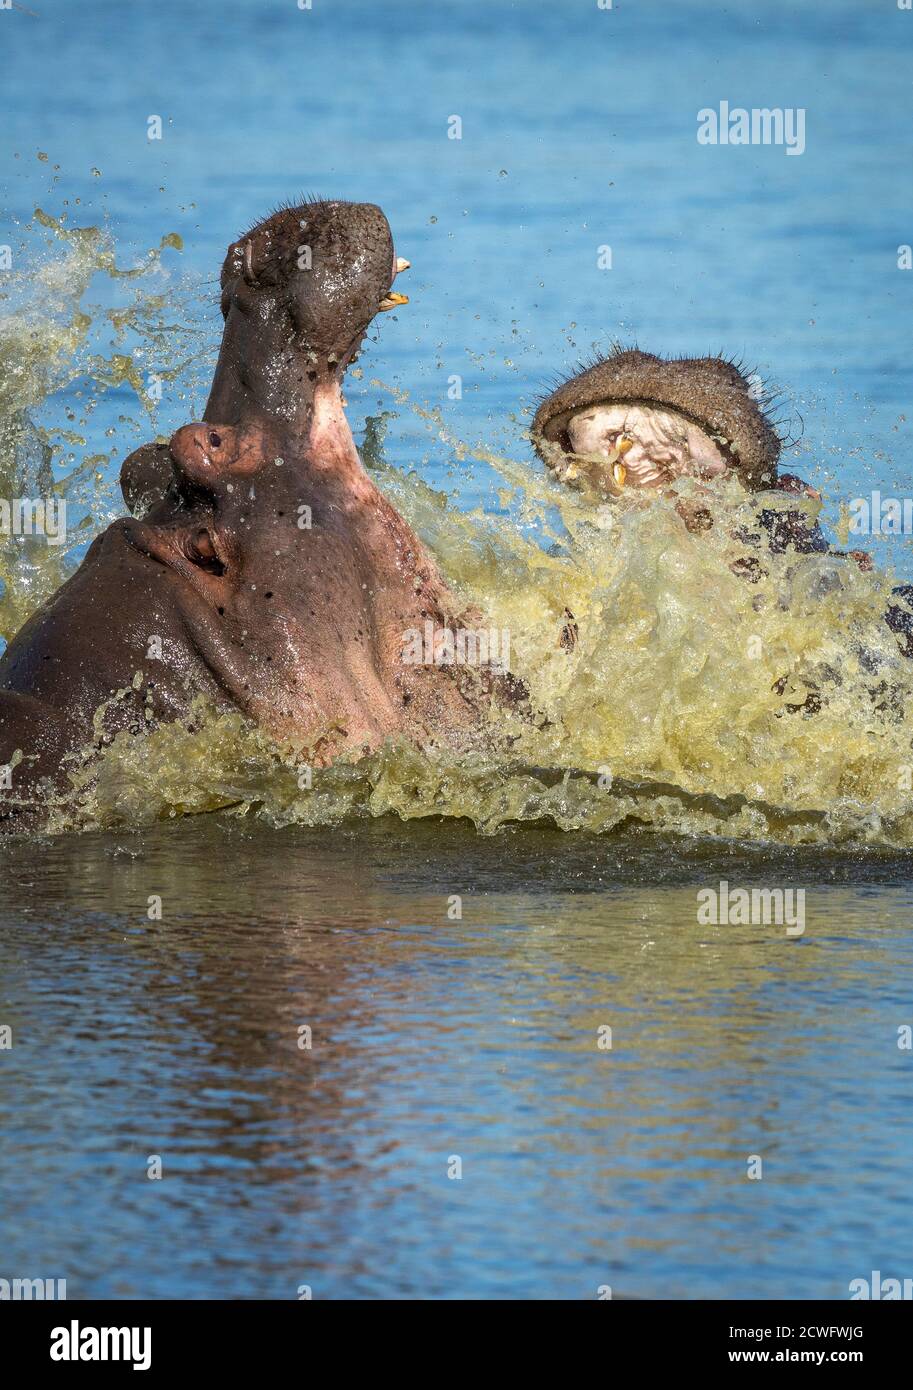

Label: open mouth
[539,399,736,495]
[378,256,411,312]
[531,348,782,495]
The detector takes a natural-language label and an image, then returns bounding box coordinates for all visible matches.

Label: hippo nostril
[208,431,222,448]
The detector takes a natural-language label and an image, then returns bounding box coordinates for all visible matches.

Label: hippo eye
[208,431,222,448]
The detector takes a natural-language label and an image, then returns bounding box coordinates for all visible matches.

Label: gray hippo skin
[0,201,500,829]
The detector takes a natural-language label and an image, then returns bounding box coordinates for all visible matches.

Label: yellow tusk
[378,291,409,311]
[396,257,411,273]
[612,461,626,489]
[616,436,634,456]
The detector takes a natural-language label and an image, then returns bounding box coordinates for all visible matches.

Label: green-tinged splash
[2,221,912,844]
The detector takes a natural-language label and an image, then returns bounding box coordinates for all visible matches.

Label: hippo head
[120,410,418,753]
[0,197,495,828]
[205,198,409,429]
[121,199,410,513]
[531,347,782,496]
[115,203,478,755]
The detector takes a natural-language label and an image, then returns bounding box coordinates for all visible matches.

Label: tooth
[612,462,626,488]
[396,257,411,272]
[378,291,409,311]
[616,436,634,456]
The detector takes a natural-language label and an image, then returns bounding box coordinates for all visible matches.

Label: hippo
[0,200,510,830]
[532,346,782,494]
[531,345,913,656]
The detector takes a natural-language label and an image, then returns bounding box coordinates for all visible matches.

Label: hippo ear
[225,234,267,288]
[224,239,259,287]
[120,443,176,516]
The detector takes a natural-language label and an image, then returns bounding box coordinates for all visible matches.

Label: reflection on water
[1,814,910,1298]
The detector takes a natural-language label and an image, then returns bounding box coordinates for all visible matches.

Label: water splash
[0,208,203,640]
[3,218,913,845]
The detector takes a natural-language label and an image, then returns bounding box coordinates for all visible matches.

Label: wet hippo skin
[0,201,500,828]
[532,344,912,654]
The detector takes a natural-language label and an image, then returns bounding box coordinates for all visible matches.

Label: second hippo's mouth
[539,399,736,495]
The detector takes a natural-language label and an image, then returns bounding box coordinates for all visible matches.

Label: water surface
[1,816,911,1298]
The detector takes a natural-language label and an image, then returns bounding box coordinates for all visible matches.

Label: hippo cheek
[119,518,290,716]
[122,518,236,610]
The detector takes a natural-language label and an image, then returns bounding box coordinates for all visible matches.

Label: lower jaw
[305,379,374,497]
[542,425,741,494]
[561,453,710,491]
[540,399,739,492]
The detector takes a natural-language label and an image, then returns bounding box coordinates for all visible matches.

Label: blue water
[1,0,912,1300]
[3,0,912,540]
[1,819,912,1300]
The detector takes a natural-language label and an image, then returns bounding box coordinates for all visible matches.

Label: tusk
[396,257,411,273]
[242,240,257,285]
[612,461,626,488]
[378,291,409,311]
[616,436,634,456]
